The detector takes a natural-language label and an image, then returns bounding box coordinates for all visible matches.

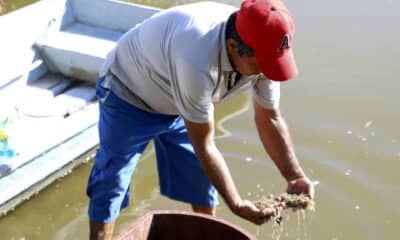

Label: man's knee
[191,204,216,216]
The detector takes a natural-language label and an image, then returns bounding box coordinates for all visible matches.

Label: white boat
[0,0,159,216]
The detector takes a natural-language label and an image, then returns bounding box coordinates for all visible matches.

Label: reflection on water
[0,0,399,240]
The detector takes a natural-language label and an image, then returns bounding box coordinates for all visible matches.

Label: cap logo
[277,35,290,52]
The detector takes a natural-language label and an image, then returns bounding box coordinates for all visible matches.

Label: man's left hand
[286,176,314,200]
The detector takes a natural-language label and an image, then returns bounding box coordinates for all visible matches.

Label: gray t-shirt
[100,1,280,123]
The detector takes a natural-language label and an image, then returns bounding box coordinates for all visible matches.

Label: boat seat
[35,22,124,83]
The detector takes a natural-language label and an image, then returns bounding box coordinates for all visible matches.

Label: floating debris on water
[360,136,367,141]
[364,120,373,128]
[357,135,367,141]
[370,131,376,137]
[346,130,353,135]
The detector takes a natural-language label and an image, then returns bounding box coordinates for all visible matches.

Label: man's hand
[231,199,284,225]
[287,176,314,200]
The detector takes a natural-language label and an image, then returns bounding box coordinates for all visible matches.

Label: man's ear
[226,38,237,52]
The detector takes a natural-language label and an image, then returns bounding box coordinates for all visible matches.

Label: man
[87,0,314,239]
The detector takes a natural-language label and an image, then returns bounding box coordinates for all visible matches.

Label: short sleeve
[252,75,281,109]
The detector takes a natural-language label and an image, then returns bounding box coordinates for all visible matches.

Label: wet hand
[232,199,284,225]
[286,176,315,200]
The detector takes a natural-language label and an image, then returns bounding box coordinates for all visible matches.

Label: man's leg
[192,205,216,215]
[87,79,158,239]
[154,116,219,213]
[87,144,148,239]
[89,221,114,240]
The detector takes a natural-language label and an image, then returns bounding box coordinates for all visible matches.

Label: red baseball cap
[236,0,298,81]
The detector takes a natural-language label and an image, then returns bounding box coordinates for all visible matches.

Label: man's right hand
[231,199,283,225]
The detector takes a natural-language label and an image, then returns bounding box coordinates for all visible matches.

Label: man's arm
[184,118,280,224]
[253,98,314,199]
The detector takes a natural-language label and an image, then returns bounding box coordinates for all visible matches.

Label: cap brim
[255,49,298,81]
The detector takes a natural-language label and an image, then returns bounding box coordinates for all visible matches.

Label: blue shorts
[87,77,218,223]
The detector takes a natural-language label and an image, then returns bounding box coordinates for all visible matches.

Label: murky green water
[1,0,399,239]
[0,0,36,15]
